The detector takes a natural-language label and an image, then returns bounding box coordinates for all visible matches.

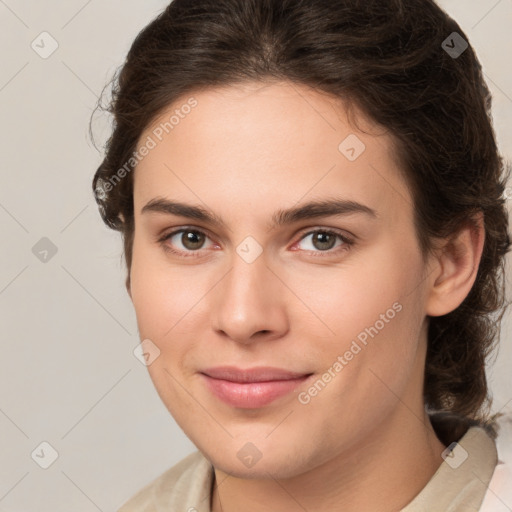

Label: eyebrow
[141,197,378,230]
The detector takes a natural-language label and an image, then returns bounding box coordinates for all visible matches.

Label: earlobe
[425,212,485,317]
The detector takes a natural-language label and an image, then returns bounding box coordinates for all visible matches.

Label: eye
[158,227,354,258]
[293,229,353,256]
[159,228,216,258]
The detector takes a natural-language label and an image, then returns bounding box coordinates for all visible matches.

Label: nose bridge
[222,247,273,315]
[210,245,288,342]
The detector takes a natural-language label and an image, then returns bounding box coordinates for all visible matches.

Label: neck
[211,407,446,512]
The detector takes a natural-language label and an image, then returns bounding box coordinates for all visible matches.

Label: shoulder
[479,413,512,512]
[117,450,214,512]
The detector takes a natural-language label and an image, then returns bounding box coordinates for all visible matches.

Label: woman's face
[129,81,436,478]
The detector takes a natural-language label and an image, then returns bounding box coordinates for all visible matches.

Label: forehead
[133,81,412,224]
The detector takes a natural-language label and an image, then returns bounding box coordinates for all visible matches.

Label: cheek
[311,240,425,391]
[318,241,421,341]
[129,238,195,339]
[129,241,199,417]
[301,298,423,452]
[129,239,211,398]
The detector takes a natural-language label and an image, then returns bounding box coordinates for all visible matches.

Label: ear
[425,212,485,317]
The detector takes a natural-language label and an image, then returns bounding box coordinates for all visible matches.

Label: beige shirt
[117,426,498,512]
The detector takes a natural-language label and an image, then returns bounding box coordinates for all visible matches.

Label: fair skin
[127,81,484,511]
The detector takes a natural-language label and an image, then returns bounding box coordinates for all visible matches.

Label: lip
[200,366,313,408]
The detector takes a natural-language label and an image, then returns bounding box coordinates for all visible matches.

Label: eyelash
[157,226,354,259]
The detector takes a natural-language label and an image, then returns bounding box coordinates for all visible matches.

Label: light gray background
[0,1,511,511]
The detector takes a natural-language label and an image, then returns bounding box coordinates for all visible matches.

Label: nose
[210,249,289,345]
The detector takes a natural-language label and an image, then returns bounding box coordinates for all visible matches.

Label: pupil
[183,231,204,249]
[314,232,335,250]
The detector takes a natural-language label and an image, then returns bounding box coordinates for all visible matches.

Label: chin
[198,437,316,480]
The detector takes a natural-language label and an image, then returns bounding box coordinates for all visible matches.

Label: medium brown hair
[92,0,511,422]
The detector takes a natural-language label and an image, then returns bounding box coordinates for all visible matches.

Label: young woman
[92,0,512,510]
